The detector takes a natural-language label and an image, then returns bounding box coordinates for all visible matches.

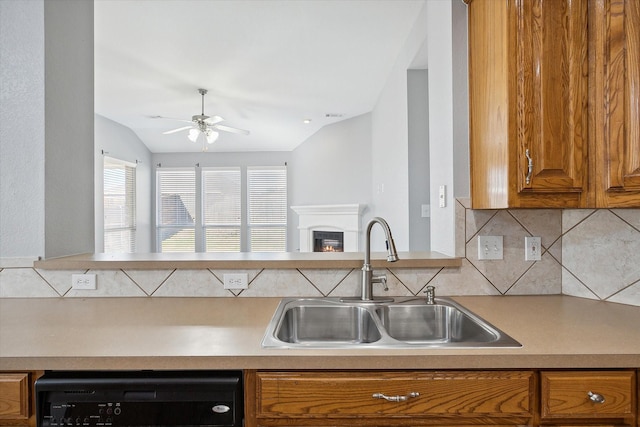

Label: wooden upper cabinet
[469,0,589,208]
[516,0,589,200]
[589,0,640,207]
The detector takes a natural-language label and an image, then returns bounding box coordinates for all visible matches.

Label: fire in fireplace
[313,230,344,252]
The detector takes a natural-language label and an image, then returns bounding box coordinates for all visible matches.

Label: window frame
[155,164,287,253]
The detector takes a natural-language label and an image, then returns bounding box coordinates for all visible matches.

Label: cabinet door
[468,0,588,208]
[0,373,29,421]
[590,0,640,207]
[515,0,589,201]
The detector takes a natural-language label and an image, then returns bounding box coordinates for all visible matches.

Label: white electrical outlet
[525,236,542,261]
[223,273,249,290]
[477,236,503,260]
[71,273,97,290]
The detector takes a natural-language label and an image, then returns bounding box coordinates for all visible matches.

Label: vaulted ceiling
[94,0,426,153]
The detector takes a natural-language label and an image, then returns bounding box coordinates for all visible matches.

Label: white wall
[408,69,430,251]
[289,113,372,250]
[452,0,470,200]
[1,0,95,260]
[370,2,429,251]
[43,0,95,258]
[95,115,153,253]
[0,0,45,260]
[427,0,469,256]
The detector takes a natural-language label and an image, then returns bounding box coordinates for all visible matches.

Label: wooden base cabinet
[540,370,636,426]
[245,370,538,426]
[0,372,41,427]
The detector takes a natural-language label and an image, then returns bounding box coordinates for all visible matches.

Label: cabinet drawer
[540,371,635,419]
[0,373,30,419]
[256,370,534,418]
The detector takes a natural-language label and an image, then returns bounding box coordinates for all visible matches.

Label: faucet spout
[364,217,399,265]
[360,217,399,302]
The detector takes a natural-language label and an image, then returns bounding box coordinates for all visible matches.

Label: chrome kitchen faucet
[343,217,399,303]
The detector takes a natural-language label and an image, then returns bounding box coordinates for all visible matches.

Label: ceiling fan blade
[205,115,224,125]
[152,115,194,124]
[163,125,193,135]
[213,124,250,135]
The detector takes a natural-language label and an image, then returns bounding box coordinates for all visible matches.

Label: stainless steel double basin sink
[262,297,521,349]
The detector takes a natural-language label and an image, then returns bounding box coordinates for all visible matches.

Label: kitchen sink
[374,304,500,343]
[262,297,521,349]
[275,304,381,344]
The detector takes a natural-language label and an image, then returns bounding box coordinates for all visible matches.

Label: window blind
[203,168,241,252]
[156,169,196,252]
[103,157,136,253]
[248,166,287,252]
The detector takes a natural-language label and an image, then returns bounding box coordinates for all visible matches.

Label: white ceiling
[94,0,426,153]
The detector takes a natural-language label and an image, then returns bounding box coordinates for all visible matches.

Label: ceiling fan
[158,88,249,150]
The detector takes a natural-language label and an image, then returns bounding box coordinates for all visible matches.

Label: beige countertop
[1,296,639,371]
[33,251,461,270]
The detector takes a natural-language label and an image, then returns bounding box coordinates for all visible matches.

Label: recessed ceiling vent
[325,113,344,118]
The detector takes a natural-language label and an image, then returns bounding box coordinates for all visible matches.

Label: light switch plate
[438,185,446,208]
[477,236,503,260]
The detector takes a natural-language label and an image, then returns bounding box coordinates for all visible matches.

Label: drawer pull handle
[587,391,605,404]
[372,392,419,402]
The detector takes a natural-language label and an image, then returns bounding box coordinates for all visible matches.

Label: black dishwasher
[35,371,243,427]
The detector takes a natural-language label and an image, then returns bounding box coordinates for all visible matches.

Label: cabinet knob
[372,392,419,402]
[587,391,605,404]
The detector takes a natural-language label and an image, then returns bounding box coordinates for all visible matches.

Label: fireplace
[313,231,344,252]
[291,204,365,252]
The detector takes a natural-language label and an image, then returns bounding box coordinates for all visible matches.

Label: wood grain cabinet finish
[589,0,640,207]
[467,0,640,208]
[468,0,588,209]
[246,370,536,426]
[0,373,30,422]
[540,370,636,425]
[0,372,42,427]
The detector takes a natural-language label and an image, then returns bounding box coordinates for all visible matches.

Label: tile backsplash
[1,200,639,307]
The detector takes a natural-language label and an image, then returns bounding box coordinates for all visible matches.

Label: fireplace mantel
[291,204,365,252]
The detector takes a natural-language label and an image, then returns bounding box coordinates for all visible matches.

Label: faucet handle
[373,274,388,291]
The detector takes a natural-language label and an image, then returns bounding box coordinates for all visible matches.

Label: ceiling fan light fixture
[205,130,219,144]
[157,88,249,149]
[188,128,199,142]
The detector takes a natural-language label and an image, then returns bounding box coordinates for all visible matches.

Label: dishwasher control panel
[36,371,243,427]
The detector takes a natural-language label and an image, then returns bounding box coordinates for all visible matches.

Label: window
[156,165,287,253]
[103,157,136,253]
[156,169,196,252]
[248,166,287,252]
[203,168,241,252]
